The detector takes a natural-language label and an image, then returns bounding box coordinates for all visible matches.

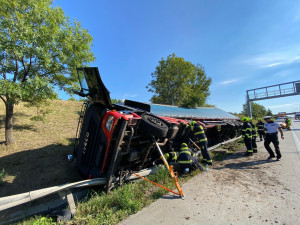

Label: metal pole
[246,92,252,118]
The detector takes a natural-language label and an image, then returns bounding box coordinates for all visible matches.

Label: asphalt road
[120,120,300,225]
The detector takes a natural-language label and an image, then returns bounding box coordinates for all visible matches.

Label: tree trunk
[5,102,15,145]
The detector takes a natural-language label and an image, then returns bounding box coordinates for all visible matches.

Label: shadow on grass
[0,143,81,198]
[13,124,38,131]
[14,112,29,117]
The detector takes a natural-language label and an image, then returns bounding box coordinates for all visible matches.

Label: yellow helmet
[190,121,197,126]
[241,117,248,122]
[181,143,188,147]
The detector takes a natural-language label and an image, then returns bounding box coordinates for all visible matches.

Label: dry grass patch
[0,100,83,197]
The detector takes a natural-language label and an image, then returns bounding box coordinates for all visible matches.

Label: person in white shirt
[263,116,284,161]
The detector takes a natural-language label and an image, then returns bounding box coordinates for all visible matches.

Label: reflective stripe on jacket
[178,147,193,164]
[256,121,264,131]
[194,124,207,143]
[241,122,252,139]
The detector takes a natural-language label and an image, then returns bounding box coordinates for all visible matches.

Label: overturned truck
[73,67,241,188]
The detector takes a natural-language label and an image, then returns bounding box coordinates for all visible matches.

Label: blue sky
[53,0,300,114]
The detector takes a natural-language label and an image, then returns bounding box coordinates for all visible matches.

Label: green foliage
[267,108,273,116]
[111,98,123,103]
[19,216,55,225]
[68,97,77,101]
[242,102,267,119]
[0,0,95,142]
[147,53,212,107]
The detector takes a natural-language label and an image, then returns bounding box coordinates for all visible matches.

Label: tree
[242,102,267,119]
[0,0,95,145]
[266,108,273,116]
[111,99,123,104]
[146,53,212,108]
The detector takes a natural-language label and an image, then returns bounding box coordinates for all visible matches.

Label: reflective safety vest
[193,124,208,143]
[178,147,193,164]
[164,152,178,162]
[241,122,252,139]
[256,121,264,131]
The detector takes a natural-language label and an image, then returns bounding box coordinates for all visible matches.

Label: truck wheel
[140,114,169,137]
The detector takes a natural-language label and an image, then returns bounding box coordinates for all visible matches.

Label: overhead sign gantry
[246,80,300,118]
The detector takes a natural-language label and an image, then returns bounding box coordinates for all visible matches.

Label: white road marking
[291,126,300,154]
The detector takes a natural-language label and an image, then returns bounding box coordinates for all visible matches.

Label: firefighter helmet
[241,117,248,122]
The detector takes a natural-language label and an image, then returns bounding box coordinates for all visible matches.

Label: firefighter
[153,151,178,165]
[163,151,178,164]
[241,117,253,156]
[248,118,258,153]
[285,117,291,130]
[256,118,265,141]
[189,121,213,165]
[177,143,203,172]
[264,116,284,161]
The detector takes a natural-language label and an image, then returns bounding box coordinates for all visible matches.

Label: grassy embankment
[0,100,82,197]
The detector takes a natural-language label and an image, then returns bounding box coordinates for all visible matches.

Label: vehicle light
[106,115,114,131]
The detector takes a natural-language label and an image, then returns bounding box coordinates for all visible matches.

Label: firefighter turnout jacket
[256,121,264,131]
[178,145,194,164]
[242,122,252,139]
[250,122,257,137]
[192,123,208,144]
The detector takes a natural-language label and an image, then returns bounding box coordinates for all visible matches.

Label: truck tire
[140,114,169,137]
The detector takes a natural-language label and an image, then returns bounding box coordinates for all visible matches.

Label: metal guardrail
[0,178,107,212]
[0,168,157,216]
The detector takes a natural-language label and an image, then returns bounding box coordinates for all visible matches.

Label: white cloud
[220,79,238,85]
[242,49,300,68]
[123,93,138,99]
[265,62,283,68]
[268,102,300,109]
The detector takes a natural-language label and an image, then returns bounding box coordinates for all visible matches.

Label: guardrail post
[59,190,76,215]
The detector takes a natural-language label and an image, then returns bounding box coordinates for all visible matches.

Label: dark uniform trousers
[256,122,265,141]
[251,123,258,153]
[193,125,212,163]
[244,138,252,153]
[264,133,281,158]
